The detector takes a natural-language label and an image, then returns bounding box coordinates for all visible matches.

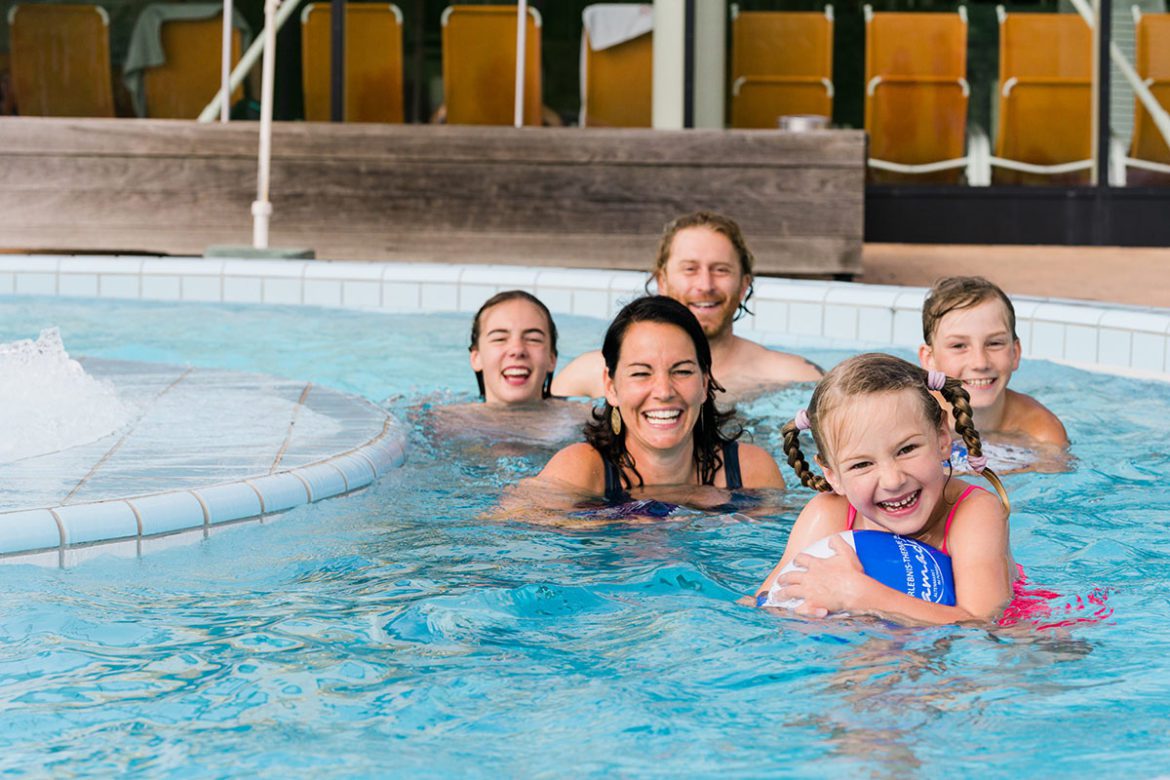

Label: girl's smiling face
[469,298,556,405]
[821,389,953,539]
[604,320,708,463]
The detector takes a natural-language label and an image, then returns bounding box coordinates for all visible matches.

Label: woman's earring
[610,407,622,435]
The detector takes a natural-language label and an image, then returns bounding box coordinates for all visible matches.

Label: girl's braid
[940,378,982,460]
[781,420,832,492]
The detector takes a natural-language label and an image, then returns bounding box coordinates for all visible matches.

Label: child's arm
[754,493,848,598]
[943,487,1015,618]
[779,489,1013,624]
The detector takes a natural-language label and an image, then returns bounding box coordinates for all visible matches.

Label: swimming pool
[3,261,1170,775]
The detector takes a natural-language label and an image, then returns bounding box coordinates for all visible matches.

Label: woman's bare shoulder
[734,441,786,490]
[538,442,605,492]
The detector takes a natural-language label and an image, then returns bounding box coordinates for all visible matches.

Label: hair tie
[794,408,811,431]
[926,370,948,391]
[966,453,988,473]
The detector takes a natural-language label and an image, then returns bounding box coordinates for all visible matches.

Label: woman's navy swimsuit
[602,440,743,502]
[570,441,747,519]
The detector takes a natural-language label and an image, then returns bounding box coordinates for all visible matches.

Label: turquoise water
[2,295,1169,777]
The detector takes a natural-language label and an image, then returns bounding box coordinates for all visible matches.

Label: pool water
[2,295,1169,776]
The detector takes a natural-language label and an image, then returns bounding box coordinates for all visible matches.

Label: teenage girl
[756,353,1014,625]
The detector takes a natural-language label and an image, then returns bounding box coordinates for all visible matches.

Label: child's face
[470,298,556,405]
[919,299,1021,411]
[821,390,952,537]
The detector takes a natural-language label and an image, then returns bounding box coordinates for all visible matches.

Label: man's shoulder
[731,336,823,382]
[551,350,606,398]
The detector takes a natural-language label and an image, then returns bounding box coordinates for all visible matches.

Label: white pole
[220,0,233,122]
[652,0,685,129]
[692,0,726,128]
[198,0,301,123]
[253,0,279,249]
[514,0,527,127]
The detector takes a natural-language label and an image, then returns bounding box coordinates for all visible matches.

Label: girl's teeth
[645,410,681,420]
[879,491,919,510]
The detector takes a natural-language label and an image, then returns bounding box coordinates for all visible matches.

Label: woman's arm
[483,443,605,524]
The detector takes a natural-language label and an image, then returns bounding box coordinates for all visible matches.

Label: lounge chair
[7,3,115,117]
[730,6,834,129]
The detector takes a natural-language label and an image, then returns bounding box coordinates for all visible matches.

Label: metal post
[683,0,694,128]
[220,0,233,122]
[1095,0,1112,189]
[253,0,279,249]
[514,0,528,127]
[197,0,300,122]
[330,0,345,121]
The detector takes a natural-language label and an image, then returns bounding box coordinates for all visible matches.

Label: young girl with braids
[755,353,1016,625]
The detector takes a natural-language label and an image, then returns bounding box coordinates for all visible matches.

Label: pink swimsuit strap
[845,484,986,555]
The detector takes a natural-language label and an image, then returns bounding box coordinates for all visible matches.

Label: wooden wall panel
[0,118,864,275]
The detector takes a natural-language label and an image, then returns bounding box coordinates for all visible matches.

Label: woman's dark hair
[469,290,558,399]
[584,295,741,490]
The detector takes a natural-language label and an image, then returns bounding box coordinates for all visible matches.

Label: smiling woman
[529,296,785,513]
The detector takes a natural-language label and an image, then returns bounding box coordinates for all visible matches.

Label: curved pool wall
[2,253,1169,566]
[0,354,407,567]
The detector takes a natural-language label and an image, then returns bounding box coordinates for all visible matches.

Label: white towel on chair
[582,3,653,51]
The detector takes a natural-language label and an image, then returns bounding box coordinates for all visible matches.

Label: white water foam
[0,328,135,464]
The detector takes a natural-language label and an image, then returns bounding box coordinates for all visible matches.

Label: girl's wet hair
[468,290,558,399]
[584,295,741,490]
[781,352,1008,510]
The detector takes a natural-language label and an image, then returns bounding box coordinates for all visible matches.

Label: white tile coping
[0,421,406,567]
[5,253,1170,379]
